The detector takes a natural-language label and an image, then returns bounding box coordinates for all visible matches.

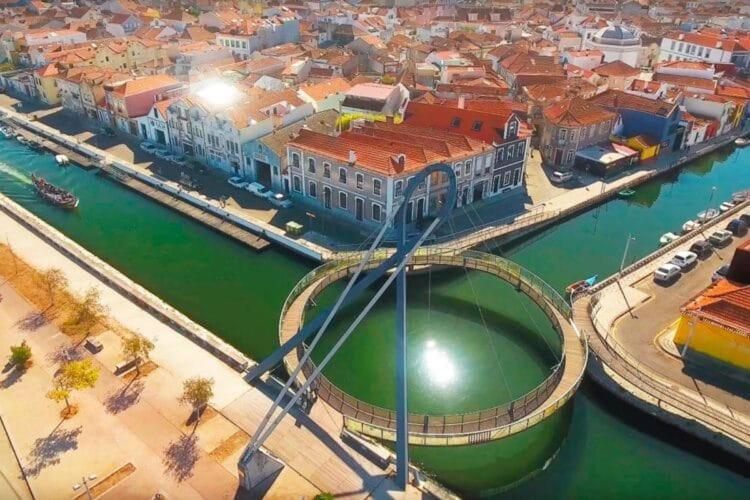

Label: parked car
[654,263,681,284]
[709,229,733,247]
[269,192,292,208]
[550,171,575,184]
[246,182,272,198]
[153,147,170,159]
[689,240,713,259]
[726,218,748,236]
[670,250,698,270]
[712,264,731,282]
[228,176,248,189]
[167,154,186,167]
[139,141,158,153]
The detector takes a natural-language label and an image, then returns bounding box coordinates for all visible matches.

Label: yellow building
[624,134,660,162]
[674,279,750,372]
[33,63,61,105]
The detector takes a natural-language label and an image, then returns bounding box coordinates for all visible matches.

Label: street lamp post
[72,474,97,500]
[617,233,637,319]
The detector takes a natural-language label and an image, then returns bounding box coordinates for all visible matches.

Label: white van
[551,171,575,184]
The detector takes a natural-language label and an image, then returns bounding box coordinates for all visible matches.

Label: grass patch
[209,429,250,462]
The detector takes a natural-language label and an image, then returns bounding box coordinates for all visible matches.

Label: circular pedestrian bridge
[279,248,588,446]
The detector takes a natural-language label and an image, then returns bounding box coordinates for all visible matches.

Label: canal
[0,137,749,498]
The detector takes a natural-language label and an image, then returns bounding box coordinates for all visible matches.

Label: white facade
[583,25,641,67]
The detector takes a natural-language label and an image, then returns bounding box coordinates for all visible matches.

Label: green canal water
[0,138,749,498]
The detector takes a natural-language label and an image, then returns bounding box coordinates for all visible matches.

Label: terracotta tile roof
[543,97,617,127]
[664,31,739,52]
[299,77,352,101]
[108,74,180,96]
[683,280,750,336]
[405,98,521,145]
[589,89,678,117]
[288,120,490,177]
[654,73,717,91]
[593,60,640,78]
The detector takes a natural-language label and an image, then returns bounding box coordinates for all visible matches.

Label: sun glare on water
[422,339,456,387]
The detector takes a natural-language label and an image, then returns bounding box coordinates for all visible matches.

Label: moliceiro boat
[31,174,79,209]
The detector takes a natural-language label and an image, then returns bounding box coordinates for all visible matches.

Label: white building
[658,31,738,66]
[583,25,641,68]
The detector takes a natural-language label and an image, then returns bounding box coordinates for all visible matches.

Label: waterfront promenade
[573,199,750,462]
[0,194,432,498]
[1,97,747,262]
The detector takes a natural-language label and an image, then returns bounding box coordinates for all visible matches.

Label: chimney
[458,95,465,109]
[348,150,357,164]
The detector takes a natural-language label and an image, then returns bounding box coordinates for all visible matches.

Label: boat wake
[0,161,33,186]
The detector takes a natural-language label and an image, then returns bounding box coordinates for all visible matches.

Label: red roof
[543,97,617,127]
[404,99,520,145]
[684,280,750,335]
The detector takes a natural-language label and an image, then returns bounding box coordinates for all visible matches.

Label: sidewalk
[0,193,413,498]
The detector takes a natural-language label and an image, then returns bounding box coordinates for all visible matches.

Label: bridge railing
[587,299,750,442]
[279,248,586,444]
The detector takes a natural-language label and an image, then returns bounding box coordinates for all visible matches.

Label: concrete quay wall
[0,192,253,372]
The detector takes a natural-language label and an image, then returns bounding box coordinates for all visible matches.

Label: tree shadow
[162,434,199,482]
[16,311,52,332]
[45,343,85,366]
[103,379,145,414]
[24,425,82,477]
[1,366,25,388]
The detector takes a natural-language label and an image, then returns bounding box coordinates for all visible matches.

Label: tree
[179,377,214,426]
[121,333,154,374]
[40,268,68,305]
[63,287,108,335]
[46,358,100,417]
[9,341,32,368]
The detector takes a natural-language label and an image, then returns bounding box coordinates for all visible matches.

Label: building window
[395,180,403,197]
[559,129,567,141]
[503,171,511,186]
[309,181,317,198]
[566,151,575,164]
[293,175,301,192]
[472,120,483,131]
[373,178,381,196]
[356,173,364,189]
[496,147,504,161]
[454,163,462,177]
[291,152,300,168]
[450,117,461,128]
[670,40,675,50]
[507,144,515,158]
[705,48,712,59]
[678,42,684,52]
[464,161,471,175]
[569,130,577,142]
[339,167,347,184]
[308,157,316,173]
[518,142,525,157]
[323,163,331,178]
[372,203,382,222]
[339,191,347,209]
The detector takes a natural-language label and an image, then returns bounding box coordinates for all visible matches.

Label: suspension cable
[446,216,513,400]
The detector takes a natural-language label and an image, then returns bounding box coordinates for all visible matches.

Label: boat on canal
[659,232,679,246]
[566,275,598,295]
[734,137,750,146]
[719,201,734,213]
[618,188,636,198]
[682,220,700,233]
[0,125,13,139]
[697,208,719,222]
[31,174,79,209]
[55,154,70,166]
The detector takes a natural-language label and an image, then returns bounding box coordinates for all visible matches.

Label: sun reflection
[422,339,456,387]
